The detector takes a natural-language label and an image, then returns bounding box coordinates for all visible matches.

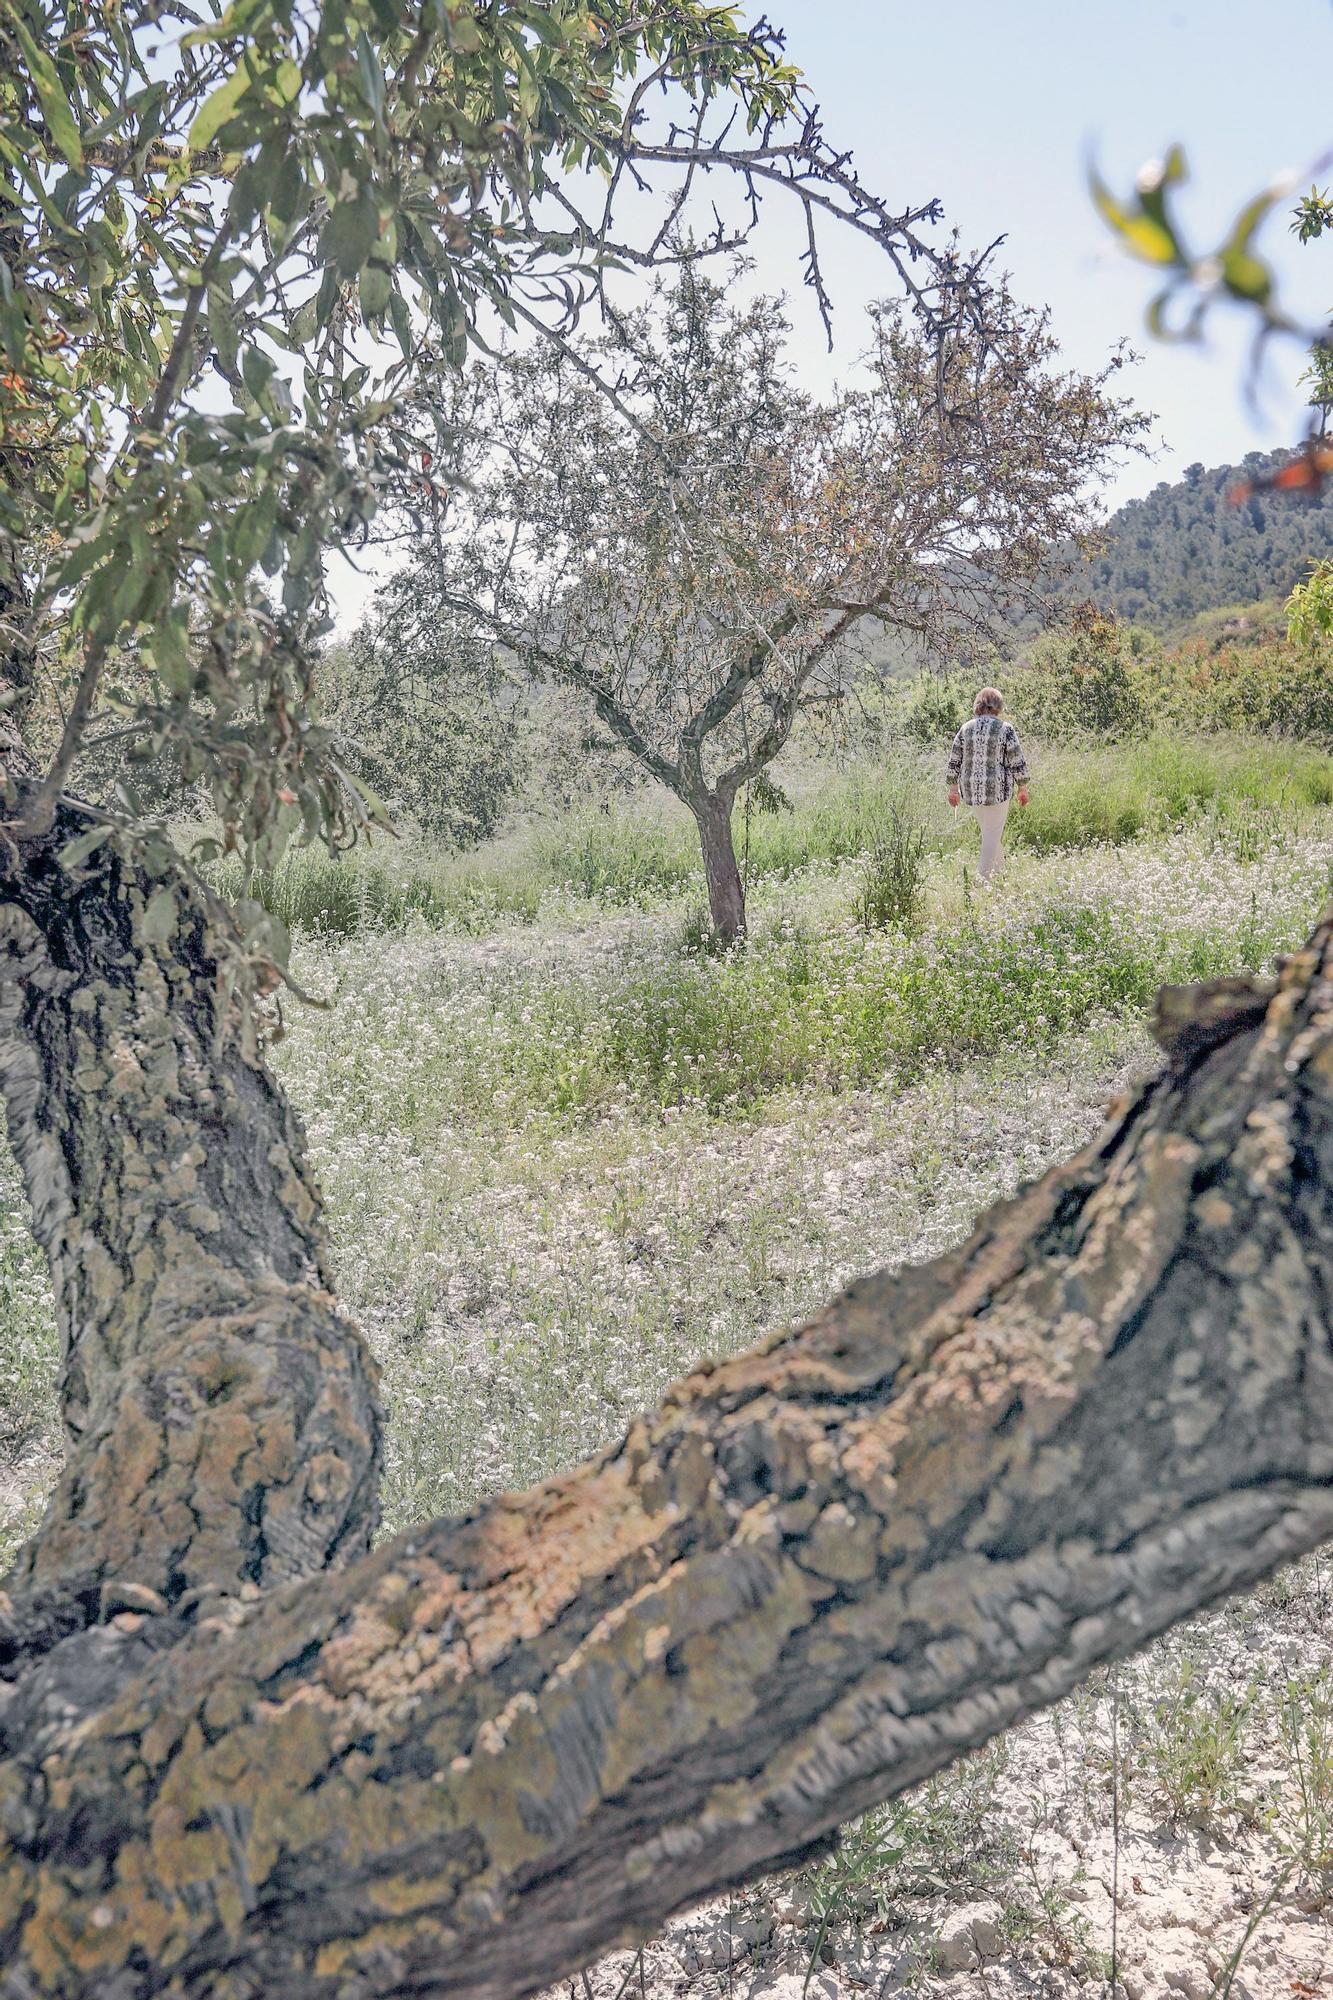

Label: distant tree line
[1040,451,1333,633]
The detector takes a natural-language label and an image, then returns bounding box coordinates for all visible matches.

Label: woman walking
[946,688,1030,881]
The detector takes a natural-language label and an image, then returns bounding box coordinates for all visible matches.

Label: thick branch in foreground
[0,810,381,1673]
[2,919,1333,1997]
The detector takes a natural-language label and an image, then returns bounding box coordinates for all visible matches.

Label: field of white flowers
[1,751,1331,1998]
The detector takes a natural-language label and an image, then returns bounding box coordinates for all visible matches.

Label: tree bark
[0,807,382,1680]
[689,787,746,942]
[2,890,1333,1997]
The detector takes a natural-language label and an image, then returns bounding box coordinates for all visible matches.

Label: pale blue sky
[762,0,1333,501]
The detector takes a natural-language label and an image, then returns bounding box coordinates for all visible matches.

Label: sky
[330,0,1333,626]
[753,0,1333,494]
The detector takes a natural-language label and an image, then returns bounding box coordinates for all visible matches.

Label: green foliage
[1003,592,1333,750]
[1140,637,1333,743]
[318,628,523,846]
[1007,737,1333,853]
[1273,1670,1333,1890]
[1008,603,1153,740]
[1293,186,1333,245]
[901,672,970,745]
[1043,452,1333,633]
[854,804,928,934]
[1286,557,1333,646]
[1091,144,1291,343]
[1131,1654,1258,1829]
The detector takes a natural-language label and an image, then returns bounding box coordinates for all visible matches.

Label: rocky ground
[554,1555,1333,2000]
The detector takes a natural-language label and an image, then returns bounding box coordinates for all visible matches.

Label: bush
[900,671,972,745]
[1007,604,1155,742]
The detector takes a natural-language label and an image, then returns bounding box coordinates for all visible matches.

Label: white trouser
[973,799,1010,880]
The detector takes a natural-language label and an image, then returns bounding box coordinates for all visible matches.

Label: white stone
[934,1903,1004,1971]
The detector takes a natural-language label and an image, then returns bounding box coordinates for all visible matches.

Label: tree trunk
[689,788,746,942]
[0,805,382,1680]
[3,834,1333,1999]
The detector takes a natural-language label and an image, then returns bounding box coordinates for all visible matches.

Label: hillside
[858,450,1333,682]
[1058,449,1333,632]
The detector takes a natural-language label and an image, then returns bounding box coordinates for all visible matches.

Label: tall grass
[284,827,1332,1125]
[1007,736,1333,854]
[206,734,1333,940]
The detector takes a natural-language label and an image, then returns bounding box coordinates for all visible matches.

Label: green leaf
[1220,247,1272,306]
[269,148,306,225]
[1089,166,1180,267]
[242,343,277,398]
[189,61,254,154]
[58,824,111,871]
[11,14,83,168]
[271,57,302,107]
[288,295,320,346]
[447,7,484,53]
[355,34,385,120]
[323,191,379,277]
[388,285,413,358]
[140,883,178,944]
[359,260,391,317]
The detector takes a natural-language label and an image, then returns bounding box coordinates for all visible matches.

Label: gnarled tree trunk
[1,808,1333,1999]
[0,806,381,1678]
[688,786,746,942]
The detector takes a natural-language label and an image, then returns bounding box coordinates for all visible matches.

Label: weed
[1273,1670,1333,1893]
[1133,1653,1258,1829]
[854,804,929,934]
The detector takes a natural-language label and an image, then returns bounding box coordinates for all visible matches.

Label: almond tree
[0,5,1331,1998]
[376,263,1144,939]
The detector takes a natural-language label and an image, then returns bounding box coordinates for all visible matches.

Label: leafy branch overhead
[1090,144,1297,344]
[1091,133,1333,428]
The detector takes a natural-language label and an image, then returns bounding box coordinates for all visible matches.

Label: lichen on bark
[0,810,382,1679]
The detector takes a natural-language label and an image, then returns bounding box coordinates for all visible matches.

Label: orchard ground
[1,735,1331,1998]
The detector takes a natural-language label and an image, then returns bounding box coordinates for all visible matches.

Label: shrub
[1131,1654,1258,1829]
[900,671,972,745]
[1007,604,1155,742]
[1273,1669,1333,1891]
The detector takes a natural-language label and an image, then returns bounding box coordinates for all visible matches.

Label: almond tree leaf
[12,15,83,168]
[1089,165,1181,267]
[1221,247,1272,306]
[58,824,112,870]
[189,62,254,154]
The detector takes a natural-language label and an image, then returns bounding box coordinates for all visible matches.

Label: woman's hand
[947,787,960,808]
[1017,787,1029,808]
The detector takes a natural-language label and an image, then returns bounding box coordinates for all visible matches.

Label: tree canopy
[375,259,1142,934]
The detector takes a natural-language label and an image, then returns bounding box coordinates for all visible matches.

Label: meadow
[1,731,1332,1996]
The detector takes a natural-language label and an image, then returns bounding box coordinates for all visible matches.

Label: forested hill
[1062,451,1333,631]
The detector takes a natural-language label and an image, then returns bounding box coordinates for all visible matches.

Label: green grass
[283,824,1332,1135]
[1007,736,1333,855]
[206,734,1333,940]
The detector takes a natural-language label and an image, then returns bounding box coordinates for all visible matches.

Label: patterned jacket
[946,715,1030,806]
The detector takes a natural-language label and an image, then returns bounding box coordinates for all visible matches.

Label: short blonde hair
[974,687,1004,716]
